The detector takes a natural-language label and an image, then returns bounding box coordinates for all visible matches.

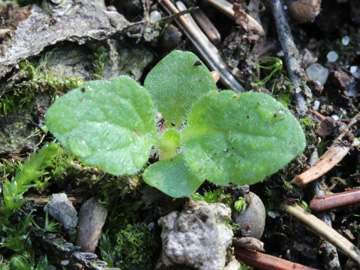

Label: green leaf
[158,129,180,160]
[144,50,216,127]
[143,154,204,198]
[45,76,157,175]
[181,91,306,185]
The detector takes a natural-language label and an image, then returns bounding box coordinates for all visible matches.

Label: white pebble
[350,66,360,78]
[149,10,162,24]
[342,36,350,46]
[306,63,329,85]
[331,115,339,121]
[313,100,320,110]
[327,51,339,62]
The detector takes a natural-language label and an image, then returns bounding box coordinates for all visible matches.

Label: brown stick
[26,196,85,206]
[268,0,308,116]
[292,113,359,186]
[204,0,265,36]
[192,8,221,44]
[284,204,360,265]
[310,179,341,269]
[234,247,319,270]
[309,189,360,212]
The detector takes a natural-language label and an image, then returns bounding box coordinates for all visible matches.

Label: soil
[0,0,360,270]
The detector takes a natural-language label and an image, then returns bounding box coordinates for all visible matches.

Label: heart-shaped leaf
[144,50,216,127]
[45,76,157,175]
[181,90,306,185]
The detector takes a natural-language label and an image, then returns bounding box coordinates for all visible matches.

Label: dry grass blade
[284,204,360,265]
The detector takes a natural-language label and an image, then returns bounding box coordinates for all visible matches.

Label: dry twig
[284,204,360,265]
[310,180,341,269]
[292,113,360,186]
[268,0,308,115]
[234,246,319,270]
[204,0,265,36]
[310,188,360,212]
[192,8,221,44]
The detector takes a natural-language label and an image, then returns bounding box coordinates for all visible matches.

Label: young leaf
[181,91,306,186]
[157,128,180,160]
[143,154,204,198]
[144,50,216,127]
[45,76,157,175]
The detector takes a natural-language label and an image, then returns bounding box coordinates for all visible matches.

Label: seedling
[252,56,284,93]
[45,50,306,198]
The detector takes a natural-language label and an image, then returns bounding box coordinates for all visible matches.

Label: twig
[204,0,265,36]
[160,0,245,93]
[292,113,360,186]
[283,204,360,265]
[192,8,221,44]
[26,196,85,206]
[309,189,360,212]
[310,179,341,269]
[234,246,319,270]
[268,0,308,116]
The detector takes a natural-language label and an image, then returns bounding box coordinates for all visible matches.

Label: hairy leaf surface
[45,76,157,175]
[143,154,203,198]
[144,50,216,127]
[181,91,306,185]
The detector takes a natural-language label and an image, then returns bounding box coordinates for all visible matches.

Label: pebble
[44,193,78,230]
[342,36,350,46]
[76,197,108,253]
[232,192,266,239]
[350,66,360,78]
[149,10,162,24]
[327,51,339,62]
[313,100,320,111]
[157,201,233,270]
[306,63,329,85]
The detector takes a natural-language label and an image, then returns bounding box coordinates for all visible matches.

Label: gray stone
[232,192,266,239]
[45,193,78,230]
[0,0,130,78]
[306,63,329,86]
[77,197,108,253]
[157,201,233,270]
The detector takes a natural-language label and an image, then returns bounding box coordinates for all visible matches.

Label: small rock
[149,10,162,24]
[342,36,350,46]
[350,66,360,79]
[327,51,339,62]
[157,201,233,270]
[77,197,108,253]
[306,63,329,86]
[45,193,78,230]
[232,192,266,239]
[159,24,183,51]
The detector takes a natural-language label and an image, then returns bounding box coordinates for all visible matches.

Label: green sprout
[253,57,283,93]
[44,50,306,198]
[234,197,247,212]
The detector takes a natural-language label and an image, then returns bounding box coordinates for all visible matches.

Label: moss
[99,200,158,270]
[0,59,85,118]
